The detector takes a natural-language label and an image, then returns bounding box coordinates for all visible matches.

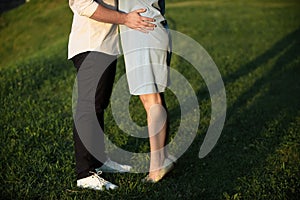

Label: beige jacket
[68,0,120,59]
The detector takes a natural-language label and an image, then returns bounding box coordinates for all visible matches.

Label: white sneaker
[96,158,132,173]
[77,171,118,191]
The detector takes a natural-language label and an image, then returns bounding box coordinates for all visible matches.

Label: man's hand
[90,5,155,33]
[124,8,156,33]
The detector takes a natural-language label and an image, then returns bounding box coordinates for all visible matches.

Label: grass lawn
[0,0,299,199]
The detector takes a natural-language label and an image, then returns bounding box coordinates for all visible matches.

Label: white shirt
[68,0,120,59]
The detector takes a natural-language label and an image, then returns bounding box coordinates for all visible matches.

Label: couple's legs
[139,93,169,179]
[71,51,117,179]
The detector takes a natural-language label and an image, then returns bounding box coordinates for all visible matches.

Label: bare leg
[139,93,167,179]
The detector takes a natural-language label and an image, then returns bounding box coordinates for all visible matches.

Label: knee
[140,93,162,111]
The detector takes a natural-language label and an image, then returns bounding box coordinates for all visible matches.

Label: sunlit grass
[0,0,299,199]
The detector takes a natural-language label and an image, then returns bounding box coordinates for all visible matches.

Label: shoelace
[89,171,108,186]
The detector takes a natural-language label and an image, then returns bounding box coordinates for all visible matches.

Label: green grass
[1,0,300,199]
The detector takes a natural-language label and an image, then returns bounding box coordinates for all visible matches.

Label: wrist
[120,13,128,25]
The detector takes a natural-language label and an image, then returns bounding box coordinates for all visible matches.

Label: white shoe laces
[89,171,108,186]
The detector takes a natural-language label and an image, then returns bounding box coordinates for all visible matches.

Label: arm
[91,6,155,31]
[70,0,155,31]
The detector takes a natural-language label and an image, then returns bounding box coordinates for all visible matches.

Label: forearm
[90,5,126,25]
[69,0,123,23]
[91,4,155,31]
[69,0,155,31]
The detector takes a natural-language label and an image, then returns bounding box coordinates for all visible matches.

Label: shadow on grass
[0,0,25,14]
[0,51,73,97]
[154,27,300,199]
[0,51,76,199]
[2,27,299,199]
